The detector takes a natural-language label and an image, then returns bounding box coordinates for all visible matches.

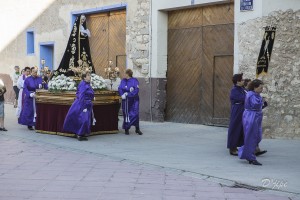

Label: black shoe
[248,160,262,166]
[135,129,143,135]
[229,149,238,156]
[1,127,7,131]
[77,137,83,141]
[28,126,34,131]
[83,136,88,141]
[255,150,267,156]
[125,129,129,135]
[77,135,87,141]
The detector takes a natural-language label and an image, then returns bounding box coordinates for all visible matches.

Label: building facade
[0,0,299,138]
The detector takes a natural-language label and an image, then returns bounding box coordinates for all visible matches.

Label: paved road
[1,104,299,199]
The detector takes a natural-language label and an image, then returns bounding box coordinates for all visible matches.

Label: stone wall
[126,0,167,122]
[127,0,150,76]
[238,9,300,139]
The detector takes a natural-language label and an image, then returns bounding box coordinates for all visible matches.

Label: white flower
[91,73,107,90]
[48,74,76,91]
[48,73,106,91]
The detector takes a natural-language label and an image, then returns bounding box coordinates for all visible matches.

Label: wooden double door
[86,10,126,78]
[166,3,234,126]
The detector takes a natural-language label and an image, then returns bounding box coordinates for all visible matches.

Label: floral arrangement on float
[48,74,77,91]
[48,63,107,92]
[48,74,107,92]
[90,73,107,90]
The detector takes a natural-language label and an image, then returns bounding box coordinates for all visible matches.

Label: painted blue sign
[240,0,253,11]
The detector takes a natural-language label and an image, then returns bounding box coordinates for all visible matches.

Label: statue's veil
[56,14,95,76]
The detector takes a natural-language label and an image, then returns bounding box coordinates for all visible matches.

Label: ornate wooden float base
[35,90,120,137]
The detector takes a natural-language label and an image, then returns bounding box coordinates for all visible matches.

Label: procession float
[35,14,120,137]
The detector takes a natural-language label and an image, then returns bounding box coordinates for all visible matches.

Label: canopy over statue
[56,14,95,77]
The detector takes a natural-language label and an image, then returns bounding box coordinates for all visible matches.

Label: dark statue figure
[56,14,95,77]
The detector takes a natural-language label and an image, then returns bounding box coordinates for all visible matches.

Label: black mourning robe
[56,14,95,76]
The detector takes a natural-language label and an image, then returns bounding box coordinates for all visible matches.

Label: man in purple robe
[238,79,265,166]
[118,69,143,135]
[18,67,44,130]
[63,72,94,141]
[227,74,246,156]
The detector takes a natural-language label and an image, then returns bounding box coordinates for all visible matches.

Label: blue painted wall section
[26,30,35,55]
[40,42,54,71]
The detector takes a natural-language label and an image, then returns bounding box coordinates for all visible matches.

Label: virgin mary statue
[56,14,95,76]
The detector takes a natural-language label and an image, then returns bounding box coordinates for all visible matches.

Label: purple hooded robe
[238,91,263,161]
[227,85,246,149]
[18,76,43,126]
[63,80,94,136]
[118,78,140,130]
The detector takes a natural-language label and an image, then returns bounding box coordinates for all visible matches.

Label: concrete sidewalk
[2,104,300,199]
